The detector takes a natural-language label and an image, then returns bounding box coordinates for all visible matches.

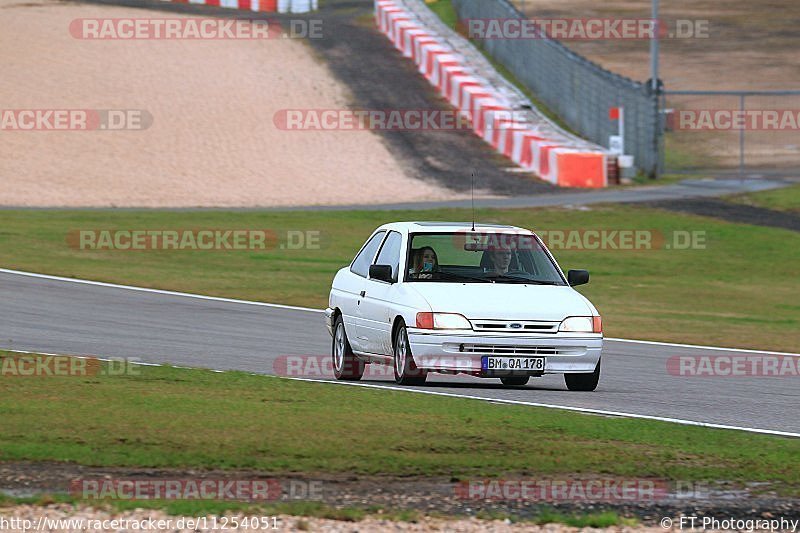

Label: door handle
[360,290,366,297]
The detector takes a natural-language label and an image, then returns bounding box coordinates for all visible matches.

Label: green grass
[0,207,798,352]
[532,510,631,528]
[102,501,370,523]
[424,0,458,30]
[628,173,699,187]
[730,183,800,214]
[1,356,800,495]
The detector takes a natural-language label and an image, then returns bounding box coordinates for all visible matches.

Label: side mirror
[567,269,590,287]
[369,264,395,283]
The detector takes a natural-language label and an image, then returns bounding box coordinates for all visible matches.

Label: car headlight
[416,312,472,330]
[559,316,602,333]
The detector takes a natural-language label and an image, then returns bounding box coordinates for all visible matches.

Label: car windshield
[406,231,566,285]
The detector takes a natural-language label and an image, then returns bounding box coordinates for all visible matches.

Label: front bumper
[325,308,336,337]
[407,329,602,375]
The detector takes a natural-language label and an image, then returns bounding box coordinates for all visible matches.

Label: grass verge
[729,183,800,214]
[1,355,799,495]
[0,207,798,352]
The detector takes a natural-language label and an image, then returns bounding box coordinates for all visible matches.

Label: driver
[488,247,513,275]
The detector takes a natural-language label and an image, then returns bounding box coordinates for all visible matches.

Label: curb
[376,0,608,188]
[157,0,318,13]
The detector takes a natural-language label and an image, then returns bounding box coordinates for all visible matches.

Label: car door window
[350,231,386,278]
[374,231,402,281]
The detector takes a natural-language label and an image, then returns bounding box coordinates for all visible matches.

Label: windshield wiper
[430,271,493,283]
[486,274,562,285]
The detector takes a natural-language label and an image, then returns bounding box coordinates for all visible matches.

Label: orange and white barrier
[159,0,317,13]
[375,0,607,188]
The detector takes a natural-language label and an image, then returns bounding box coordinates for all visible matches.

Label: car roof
[375,221,533,234]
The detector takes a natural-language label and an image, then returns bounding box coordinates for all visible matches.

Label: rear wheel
[565,359,600,391]
[500,376,530,387]
[332,315,364,381]
[393,323,427,386]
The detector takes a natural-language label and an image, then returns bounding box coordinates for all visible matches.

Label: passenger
[410,246,439,278]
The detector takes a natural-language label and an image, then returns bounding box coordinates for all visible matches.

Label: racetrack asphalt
[1,269,797,437]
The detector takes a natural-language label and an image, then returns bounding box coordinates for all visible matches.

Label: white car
[325,222,603,391]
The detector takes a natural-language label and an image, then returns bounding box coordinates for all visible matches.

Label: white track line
[2,349,164,366]
[2,267,798,356]
[0,268,322,314]
[605,337,800,357]
[3,349,797,438]
[288,377,800,438]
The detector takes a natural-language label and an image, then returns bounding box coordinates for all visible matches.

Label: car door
[342,230,386,353]
[359,230,403,355]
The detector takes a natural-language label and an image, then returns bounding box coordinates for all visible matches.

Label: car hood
[407,282,595,321]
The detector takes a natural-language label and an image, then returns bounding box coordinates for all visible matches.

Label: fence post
[739,93,746,174]
[658,91,666,177]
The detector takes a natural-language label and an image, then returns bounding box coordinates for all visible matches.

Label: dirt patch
[1,462,798,524]
[644,198,800,231]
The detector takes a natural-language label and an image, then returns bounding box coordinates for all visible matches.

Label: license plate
[482,356,545,371]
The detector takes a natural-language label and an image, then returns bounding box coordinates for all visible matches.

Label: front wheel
[393,323,427,386]
[332,315,364,381]
[564,359,600,391]
[500,376,529,387]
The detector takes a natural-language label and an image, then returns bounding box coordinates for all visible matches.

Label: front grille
[471,320,559,334]
[459,344,583,356]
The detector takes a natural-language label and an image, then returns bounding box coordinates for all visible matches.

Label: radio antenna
[471,171,476,231]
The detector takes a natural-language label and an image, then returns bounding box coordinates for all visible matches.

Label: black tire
[332,315,364,381]
[564,359,600,391]
[500,376,530,387]
[393,323,427,386]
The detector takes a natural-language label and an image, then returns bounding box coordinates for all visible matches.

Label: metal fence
[661,90,800,175]
[451,0,660,177]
